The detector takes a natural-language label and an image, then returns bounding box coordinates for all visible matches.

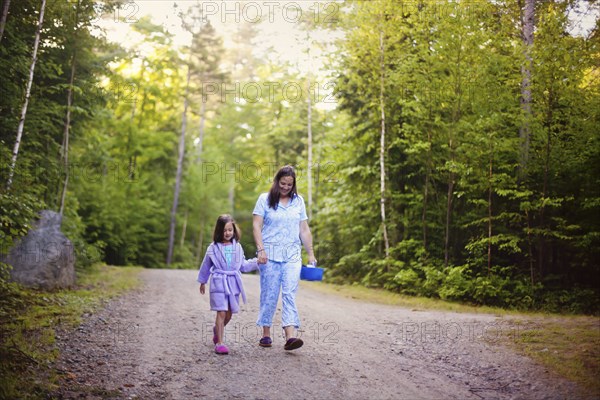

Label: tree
[6,0,46,189]
[378,27,390,259]
[0,0,10,44]
[167,65,191,266]
[519,0,535,176]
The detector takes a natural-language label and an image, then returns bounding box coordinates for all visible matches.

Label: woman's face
[278,176,294,198]
[223,222,234,242]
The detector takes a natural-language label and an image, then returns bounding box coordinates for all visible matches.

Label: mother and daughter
[197,165,316,355]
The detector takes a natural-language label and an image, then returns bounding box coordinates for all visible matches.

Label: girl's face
[278,176,294,198]
[223,222,234,243]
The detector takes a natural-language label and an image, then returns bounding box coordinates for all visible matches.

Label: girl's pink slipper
[215,344,229,354]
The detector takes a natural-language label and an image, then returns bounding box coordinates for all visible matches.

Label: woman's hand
[253,215,267,265]
[257,250,268,265]
[300,220,316,266]
[199,284,205,295]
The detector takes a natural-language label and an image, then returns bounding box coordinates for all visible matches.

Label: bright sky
[98,1,343,70]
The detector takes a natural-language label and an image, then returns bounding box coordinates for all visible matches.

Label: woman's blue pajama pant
[257,260,301,329]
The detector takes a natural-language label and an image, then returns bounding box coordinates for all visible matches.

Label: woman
[252,165,316,351]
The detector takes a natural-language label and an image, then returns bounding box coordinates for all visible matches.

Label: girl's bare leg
[215,311,227,345]
[224,310,232,327]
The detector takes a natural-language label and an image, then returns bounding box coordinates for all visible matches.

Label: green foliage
[439,266,473,302]
[391,268,421,296]
[323,0,599,313]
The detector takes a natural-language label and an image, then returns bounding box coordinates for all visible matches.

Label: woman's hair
[213,214,240,243]
[268,165,298,209]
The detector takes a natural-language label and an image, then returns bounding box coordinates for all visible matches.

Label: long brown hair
[212,214,240,243]
[268,165,297,209]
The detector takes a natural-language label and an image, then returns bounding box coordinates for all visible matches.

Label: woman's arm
[253,214,267,264]
[299,220,316,264]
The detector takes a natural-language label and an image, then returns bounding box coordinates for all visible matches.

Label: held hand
[199,284,205,295]
[308,255,317,266]
[257,252,268,265]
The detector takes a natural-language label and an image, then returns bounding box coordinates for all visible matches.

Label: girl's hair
[268,165,298,209]
[213,214,240,243]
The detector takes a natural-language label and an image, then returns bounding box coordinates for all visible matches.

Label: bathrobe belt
[211,268,247,305]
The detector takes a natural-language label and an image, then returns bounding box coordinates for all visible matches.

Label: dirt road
[53,269,590,399]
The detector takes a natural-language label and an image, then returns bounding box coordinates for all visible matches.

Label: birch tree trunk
[6,0,46,190]
[195,226,204,266]
[487,148,493,276]
[58,0,80,219]
[379,29,390,258]
[180,209,188,250]
[444,148,455,268]
[126,58,145,182]
[193,91,206,263]
[538,90,554,280]
[0,0,11,44]
[307,74,313,220]
[197,93,206,163]
[303,29,314,219]
[166,66,191,266]
[59,53,76,218]
[519,0,534,175]
[444,34,463,268]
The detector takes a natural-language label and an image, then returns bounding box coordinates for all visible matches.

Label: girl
[197,214,258,355]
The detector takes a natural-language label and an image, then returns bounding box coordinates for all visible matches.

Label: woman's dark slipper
[259,336,272,347]
[284,338,303,351]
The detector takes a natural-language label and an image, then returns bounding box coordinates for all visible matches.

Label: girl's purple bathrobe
[197,240,258,313]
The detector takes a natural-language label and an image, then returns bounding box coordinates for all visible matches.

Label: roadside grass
[503,316,600,397]
[0,264,142,400]
[303,281,600,396]
[301,280,510,314]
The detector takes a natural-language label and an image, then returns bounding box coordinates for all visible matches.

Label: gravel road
[52,269,592,399]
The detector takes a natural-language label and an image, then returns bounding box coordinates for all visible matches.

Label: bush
[537,288,600,315]
[439,265,473,301]
[390,268,421,295]
[421,265,445,297]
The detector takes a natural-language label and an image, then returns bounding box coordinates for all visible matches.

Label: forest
[1,0,598,313]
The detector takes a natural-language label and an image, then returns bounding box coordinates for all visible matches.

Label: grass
[0,264,142,400]
[303,281,600,396]
[503,316,600,396]
[301,280,511,315]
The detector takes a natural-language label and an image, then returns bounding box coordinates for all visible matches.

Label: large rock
[3,210,75,289]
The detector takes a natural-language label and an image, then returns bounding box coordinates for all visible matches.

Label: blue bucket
[300,265,324,281]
